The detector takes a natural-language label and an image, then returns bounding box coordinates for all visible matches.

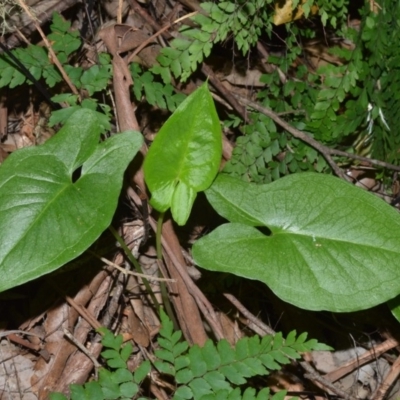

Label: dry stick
[52,274,113,395]
[175,0,204,13]
[324,337,399,383]
[65,294,102,330]
[0,330,42,339]
[300,361,356,400]
[328,148,400,172]
[126,184,210,342]
[16,0,80,97]
[63,328,102,369]
[372,353,400,400]
[91,252,176,282]
[113,57,140,132]
[39,271,110,396]
[158,226,225,341]
[234,94,400,175]
[127,0,160,33]
[117,0,124,24]
[6,333,42,352]
[223,293,275,335]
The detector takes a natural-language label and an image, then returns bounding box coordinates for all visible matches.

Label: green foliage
[0,12,113,128]
[79,53,112,96]
[152,0,276,83]
[0,109,143,292]
[0,12,79,88]
[316,0,349,29]
[151,0,350,85]
[49,93,112,133]
[0,43,60,88]
[0,13,185,126]
[149,0,398,183]
[224,0,400,183]
[150,0,353,182]
[193,173,400,312]
[388,295,400,324]
[47,13,81,63]
[223,110,328,183]
[151,15,213,84]
[291,0,400,168]
[131,63,186,111]
[156,310,330,400]
[143,83,222,225]
[49,328,151,400]
[199,0,273,55]
[357,1,400,165]
[294,1,400,165]
[51,310,330,400]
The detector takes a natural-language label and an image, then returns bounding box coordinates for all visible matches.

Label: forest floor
[0,0,400,399]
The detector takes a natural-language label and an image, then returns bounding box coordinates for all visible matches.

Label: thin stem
[108,225,161,311]
[156,212,164,260]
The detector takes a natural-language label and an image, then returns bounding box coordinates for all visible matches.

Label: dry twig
[223,293,275,335]
[16,0,80,97]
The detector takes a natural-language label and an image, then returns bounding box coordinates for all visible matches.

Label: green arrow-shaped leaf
[0,109,143,292]
[192,173,400,312]
[143,82,222,225]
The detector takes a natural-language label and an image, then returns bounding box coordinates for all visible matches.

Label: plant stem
[109,225,161,311]
[156,212,164,260]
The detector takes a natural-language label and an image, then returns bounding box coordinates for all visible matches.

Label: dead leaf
[274,0,319,25]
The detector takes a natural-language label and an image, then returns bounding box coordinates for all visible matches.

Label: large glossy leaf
[192,173,400,312]
[0,109,143,292]
[143,82,222,225]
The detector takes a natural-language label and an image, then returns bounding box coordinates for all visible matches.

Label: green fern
[151,0,276,83]
[150,0,357,182]
[50,310,330,400]
[223,107,328,184]
[151,0,351,84]
[50,327,151,400]
[155,310,330,400]
[151,15,214,83]
[223,0,400,183]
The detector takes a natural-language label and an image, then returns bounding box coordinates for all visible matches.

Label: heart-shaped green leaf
[0,109,143,292]
[192,173,400,312]
[143,82,222,225]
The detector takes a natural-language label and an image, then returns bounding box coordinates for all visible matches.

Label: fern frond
[155,310,330,400]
